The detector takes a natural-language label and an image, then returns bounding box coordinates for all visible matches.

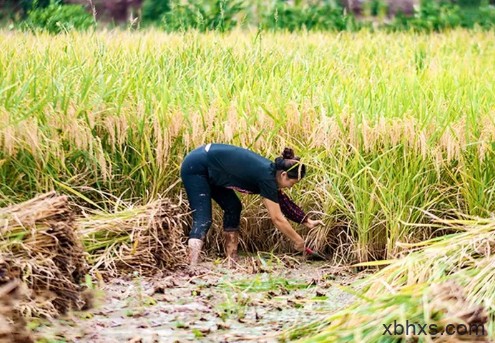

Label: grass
[221,275,314,293]
[1,29,495,262]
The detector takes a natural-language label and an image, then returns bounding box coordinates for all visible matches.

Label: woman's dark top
[205,144,306,224]
[206,144,279,202]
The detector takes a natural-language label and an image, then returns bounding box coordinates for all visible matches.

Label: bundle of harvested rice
[285,281,489,342]
[0,192,88,317]
[284,217,495,341]
[0,278,33,343]
[79,197,190,277]
[359,217,495,314]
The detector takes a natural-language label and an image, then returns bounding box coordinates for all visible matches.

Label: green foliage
[366,0,388,17]
[387,0,495,32]
[155,0,495,33]
[4,0,495,32]
[467,4,495,29]
[161,0,245,32]
[20,0,51,15]
[262,0,361,32]
[141,0,170,24]
[21,1,94,34]
[387,0,461,32]
[0,0,49,22]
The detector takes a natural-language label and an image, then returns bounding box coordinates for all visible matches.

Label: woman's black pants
[180,146,242,240]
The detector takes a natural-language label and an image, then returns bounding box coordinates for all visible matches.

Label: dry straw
[0,278,33,343]
[78,197,191,277]
[0,192,88,317]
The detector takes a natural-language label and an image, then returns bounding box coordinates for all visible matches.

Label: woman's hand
[294,238,305,252]
[304,218,324,229]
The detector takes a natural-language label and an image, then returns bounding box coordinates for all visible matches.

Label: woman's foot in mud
[186,264,211,277]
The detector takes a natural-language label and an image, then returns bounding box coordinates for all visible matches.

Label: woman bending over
[180,143,323,266]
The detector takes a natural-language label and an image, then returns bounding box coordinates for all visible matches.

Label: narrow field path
[35,255,359,342]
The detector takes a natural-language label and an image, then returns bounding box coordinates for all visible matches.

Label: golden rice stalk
[360,216,495,310]
[285,216,495,342]
[288,281,489,343]
[0,192,88,317]
[78,197,190,277]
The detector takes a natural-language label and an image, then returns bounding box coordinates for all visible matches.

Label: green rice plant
[2,30,495,261]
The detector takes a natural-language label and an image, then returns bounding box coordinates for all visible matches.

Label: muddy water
[36,256,357,342]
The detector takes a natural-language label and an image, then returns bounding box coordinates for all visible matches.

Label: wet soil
[34,255,359,343]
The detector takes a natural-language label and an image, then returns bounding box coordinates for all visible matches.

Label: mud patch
[33,255,357,342]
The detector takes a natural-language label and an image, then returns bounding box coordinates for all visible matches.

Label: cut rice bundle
[79,197,190,277]
[0,278,33,343]
[285,217,495,342]
[0,192,88,317]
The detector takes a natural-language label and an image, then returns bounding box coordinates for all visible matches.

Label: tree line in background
[0,0,495,33]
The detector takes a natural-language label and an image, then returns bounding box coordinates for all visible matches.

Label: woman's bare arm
[262,198,305,251]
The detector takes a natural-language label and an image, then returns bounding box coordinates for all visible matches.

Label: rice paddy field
[1,29,495,342]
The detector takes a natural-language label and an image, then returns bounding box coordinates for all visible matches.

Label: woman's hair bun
[274,147,306,179]
[282,147,295,160]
